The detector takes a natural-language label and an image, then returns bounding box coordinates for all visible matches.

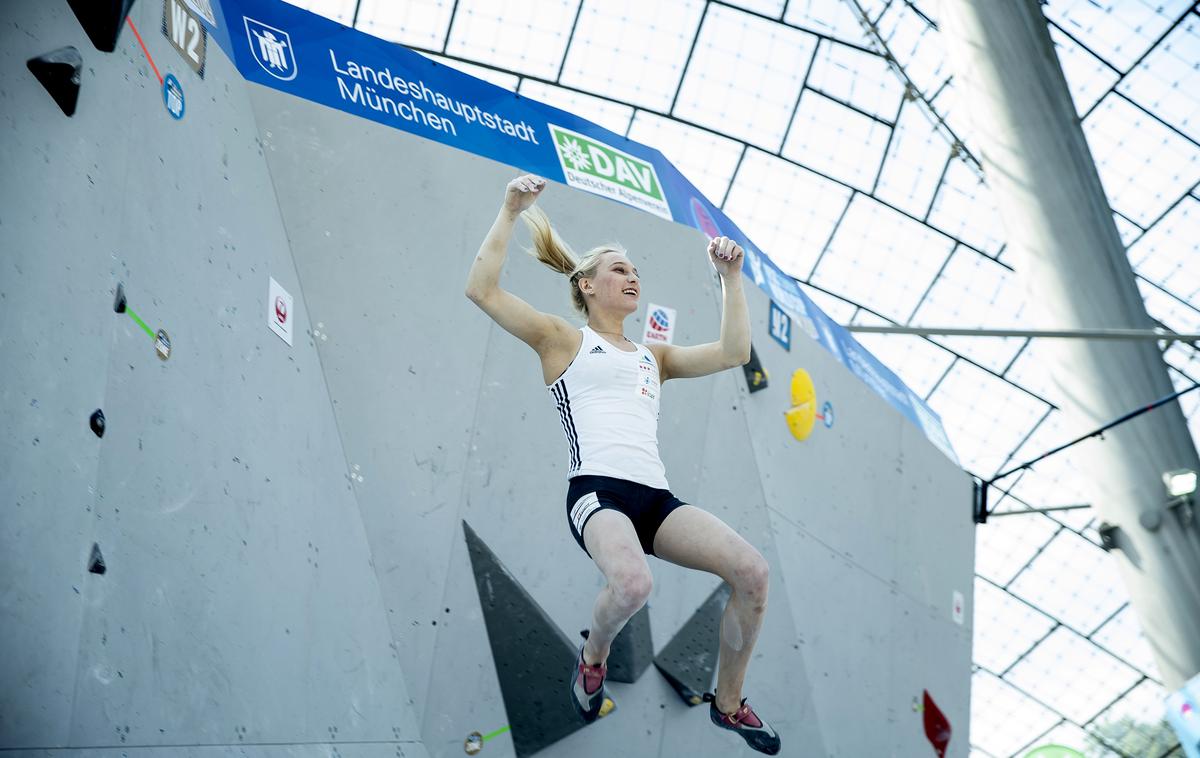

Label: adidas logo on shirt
[589,345,606,354]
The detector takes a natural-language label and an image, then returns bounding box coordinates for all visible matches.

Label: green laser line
[126,307,155,339]
[481,726,510,742]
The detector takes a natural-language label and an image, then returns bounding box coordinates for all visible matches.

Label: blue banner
[199,0,956,463]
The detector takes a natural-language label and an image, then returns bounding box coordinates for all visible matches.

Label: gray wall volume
[1,2,974,756]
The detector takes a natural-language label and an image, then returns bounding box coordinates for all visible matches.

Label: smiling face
[579,251,640,316]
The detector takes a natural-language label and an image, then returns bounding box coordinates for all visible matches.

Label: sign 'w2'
[162,0,207,78]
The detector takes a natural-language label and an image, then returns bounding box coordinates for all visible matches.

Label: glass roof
[282,0,1200,754]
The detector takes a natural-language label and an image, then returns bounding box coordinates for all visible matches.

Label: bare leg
[652,506,770,715]
[580,509,654,665]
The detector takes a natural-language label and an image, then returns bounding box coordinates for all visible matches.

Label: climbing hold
[26,47,82,117]
[741,344,768,393]
[90,409,106,438]
[88,543,106,574]
[155,329,171,361]
[113,283,127,313]
[922,690,951,758]
[463,732,483,755]
[67,0,137,53]
[785,368,816,441]
[1024,746,1085,758]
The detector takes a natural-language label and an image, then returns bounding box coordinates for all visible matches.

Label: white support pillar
[938,0,1200,688]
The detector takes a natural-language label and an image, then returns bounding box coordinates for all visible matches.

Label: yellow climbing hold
[786,368,817,441]
[599,698,616,718]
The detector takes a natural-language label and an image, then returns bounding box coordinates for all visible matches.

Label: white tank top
[547,325,668,490]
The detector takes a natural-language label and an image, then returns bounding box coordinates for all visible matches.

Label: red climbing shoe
[569,630,607,723]
[703,693,781,755]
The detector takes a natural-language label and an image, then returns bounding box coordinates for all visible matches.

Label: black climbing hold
[90,409,106,438]
[742,344,768,393]
[67,0,137,53]
[26,47,82,117]
[654,582,731,705]
[463,521,603,757]
[114,283,126,313]
[606,604,653,683]
[88,543,106,575]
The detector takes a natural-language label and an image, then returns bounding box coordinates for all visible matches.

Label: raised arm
[465,175,573,352]
[651,236,752,381]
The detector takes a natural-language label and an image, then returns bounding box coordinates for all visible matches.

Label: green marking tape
[481,726,510,742]
[126,307,155,339]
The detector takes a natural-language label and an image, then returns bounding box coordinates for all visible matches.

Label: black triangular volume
[67,0,137,53]
[88,543,106,575]
[463,521,608,757]
[606,604,652,683]
[653,582,731,705]
[26,47,82,117]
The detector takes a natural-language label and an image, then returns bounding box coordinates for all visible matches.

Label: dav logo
[245,17,297,80]
[549,124,672,221]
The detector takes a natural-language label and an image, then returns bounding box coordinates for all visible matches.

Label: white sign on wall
[642,303,676,345]
[268,276,294,346]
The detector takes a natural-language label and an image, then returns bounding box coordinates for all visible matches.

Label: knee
[611,567,653,614]
[731,551,769,608]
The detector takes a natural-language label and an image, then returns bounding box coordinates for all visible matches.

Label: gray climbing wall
[0,2,973,756]
[0,2,425,754]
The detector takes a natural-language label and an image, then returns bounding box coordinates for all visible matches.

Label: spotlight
[1097,522,1120,552]
[1163,469,1197,499]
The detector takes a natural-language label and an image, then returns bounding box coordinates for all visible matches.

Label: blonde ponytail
[521,205,626,316]
[521,205,578,276]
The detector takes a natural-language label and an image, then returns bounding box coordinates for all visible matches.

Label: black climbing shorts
[565,475,689,558]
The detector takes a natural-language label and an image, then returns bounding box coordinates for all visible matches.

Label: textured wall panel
[1,2,973,754]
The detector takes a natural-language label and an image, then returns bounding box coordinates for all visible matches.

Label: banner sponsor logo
[245,17,297,80]
[643,303,676,344]
[690,197,721,238]
[550,124,671,220]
